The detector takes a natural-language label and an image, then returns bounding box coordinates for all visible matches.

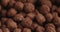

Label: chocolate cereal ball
[36,12,46,25]
[24,3,35,13]
[39,5,50,15]
[52,12,58,18]
[23,28,31,32]
[36,26,45,32]
[7,8,17,17]
[8,0,16,7]
[30,23,38,30]
[2,28,10,32]
[53,16,60,26]
[7,19,17,29]
[15,2,24,11]
[13,13,24,21]
[39,0,52,8]
[45,13,53,22]
[1,0,10,7]
[1,18,8,24]
[21,17,32,28]
[26,13,36,19]
[0,29,3,32]
[13,28,21,32]
[45,23,56,32]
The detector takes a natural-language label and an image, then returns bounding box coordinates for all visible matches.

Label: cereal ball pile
[0,0,60,32]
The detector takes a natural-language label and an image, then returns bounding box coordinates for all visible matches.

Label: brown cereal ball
[23,28,31,32]
[45,23,56,32]
[13,13,24,21]
[57,27,60,32]
[13,28,21,32]
[21,17,32,28]
[36,12,46,25]
[1,18,8,24]
[2,28,10,32]
[39,0,52,8]
[18,0,36,4]
[45,23,55,29]
[0,29,3,32]
[7,8,17,17]
[45,13,53,22]
[1,9,7,17]
[24,3,35,13]
[7,19,17,29]
[15,2,24,11]
[52,12,58,18]
[30,23,39,30]
[53,16,60,26]
[36,26,45,32]
[26,13,36,19]
[8,0,16,7]
[56,7,60,14]
[1,0,10,7]
[39,5,50,15]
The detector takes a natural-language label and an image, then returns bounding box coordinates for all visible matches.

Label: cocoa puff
[52,12,58,18]
[13,28,21,32]
[13,13,24,21]
[45,13,53,22]
[7,8,17,17]
[39,0,52,8]
[56,7,60,14]
[39,5,50,15]
[45,23,56,32]
[36,11,46,25]
[30,23,38,30]
[21,17,32,28]
[1,0,10,7]
[15,2,24,11]
[57,27,60,32]
[1,0,60,32]
[45,23,55,29]
[36,26,45,32]
[53,16,60,26]
[1,18,8,24]
[1,9,7,17]
[23,28,31,32]
[2,28,10,32]
[8,0,16,7]
[7,19,17,29]
[0,29,3,32]
[26,13,36,19]
[24,3,35,13]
